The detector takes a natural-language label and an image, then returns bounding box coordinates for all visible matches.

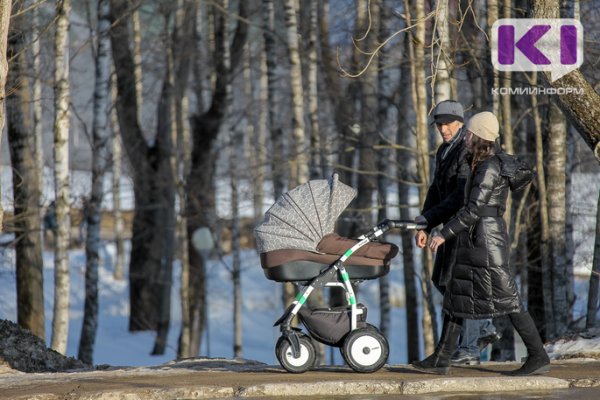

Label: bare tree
[531,0,600,163]
[530,72,554,339]
[51,0,72,355]
[110,0,177,347]
[110,75,125,281]
[587,189,600,329]
[405,0,436,354]
[7,0,45,340]
[432,0,453,103]
[78,0,112,365]
[0,0,10,229]
[185,0,247,355]
[547,102,569,337]
[306,0,321,179]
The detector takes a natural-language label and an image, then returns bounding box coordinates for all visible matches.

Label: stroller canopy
[255,174,357,253]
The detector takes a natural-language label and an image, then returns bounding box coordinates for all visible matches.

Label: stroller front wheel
[275,335,316,373]
[342,327,389,373]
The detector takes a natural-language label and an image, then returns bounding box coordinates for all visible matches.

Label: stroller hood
[254,174,357,253]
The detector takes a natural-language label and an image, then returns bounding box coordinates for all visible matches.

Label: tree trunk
[586,189,600,329]
[254,46,268,221]
[377,0,392,338]
[78,0,111,365]
[406,0,436,354]
[433,0,452,103]
[110,0,176,340]
[110,75,125,281]
[132,5,143,120]
[281,0,307,307]
[0,0,11,230]
[186,0,247,355]
[307,0,320,180]
[284,0,308,189]
[530,0,600,163]
[547,102,569,336]
[531,74,554,340]
[51,0,72,355]
[172,0,197,359]
[398,32,419,363]
[29,0,44,220]
[354,0,379,235]
[262,0,285,201]
[7,1,45,340]
[487,0,500,114]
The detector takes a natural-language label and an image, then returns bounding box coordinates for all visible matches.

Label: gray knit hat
[465,111,499,142]
[431,100,464,125]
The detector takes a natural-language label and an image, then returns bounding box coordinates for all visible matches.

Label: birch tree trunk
[307,0,320,179]
[531,73,554,339]
[433,0,452,103]
[586,190,600,329]
[132,5,143,120]
[0,0,10,230]
[281,0,307,307]
[547,102,569,337]
[110,76,125,281]
[406,0,436,353]
[531,0,600,163]
[262,0,285,201]
[487,0,500,115]
[398,31,420,364]
[51,0,72,355]
[284,0,308,189]
[7,1,45,340]
[29,0,44,215]
[78,0,111,365]
[172,0,196,360]
[254,45,268,221]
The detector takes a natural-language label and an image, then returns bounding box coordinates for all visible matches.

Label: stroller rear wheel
[276,334,317,373]
[342,327,389,373]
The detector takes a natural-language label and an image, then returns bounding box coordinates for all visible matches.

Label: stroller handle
[386,219,428,230]
[360,219,427,240]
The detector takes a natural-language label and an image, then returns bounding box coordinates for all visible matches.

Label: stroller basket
[298,304,367,346]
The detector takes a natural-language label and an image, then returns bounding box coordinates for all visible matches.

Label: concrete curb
[236,377,570,397]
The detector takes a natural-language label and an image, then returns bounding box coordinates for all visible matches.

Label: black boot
[508,311,550,376]
[412,317,462,375]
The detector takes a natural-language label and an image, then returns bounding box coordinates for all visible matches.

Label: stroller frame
[273,219,425,373]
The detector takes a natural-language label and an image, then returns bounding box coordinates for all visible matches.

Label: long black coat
[439,153,532,319]
[421,129,471,292]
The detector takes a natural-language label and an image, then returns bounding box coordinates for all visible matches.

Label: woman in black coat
[412,111,550,376]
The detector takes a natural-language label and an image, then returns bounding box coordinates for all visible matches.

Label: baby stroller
[254,175,425,373]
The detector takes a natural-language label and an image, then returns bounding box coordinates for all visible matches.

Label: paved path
[1,358,600,399]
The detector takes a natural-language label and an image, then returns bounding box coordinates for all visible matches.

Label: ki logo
[491,19,584,82]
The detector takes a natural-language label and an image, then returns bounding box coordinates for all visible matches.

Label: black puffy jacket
[421,129,471,292]
[439,152,534,319]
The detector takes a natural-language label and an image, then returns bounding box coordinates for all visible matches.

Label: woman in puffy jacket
[411,111,550,376]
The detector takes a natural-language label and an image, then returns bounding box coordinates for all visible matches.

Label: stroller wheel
[342,327,389,373]
[275,335,316,373]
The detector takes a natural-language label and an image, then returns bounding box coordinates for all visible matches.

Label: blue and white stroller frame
[255,175,425,373]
